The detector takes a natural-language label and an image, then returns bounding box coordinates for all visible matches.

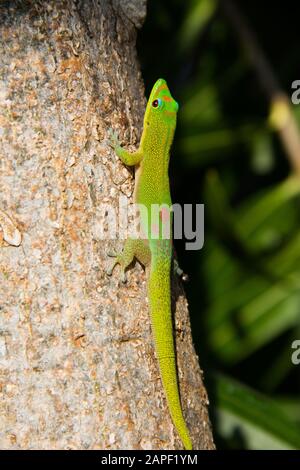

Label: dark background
[138,0,300,449]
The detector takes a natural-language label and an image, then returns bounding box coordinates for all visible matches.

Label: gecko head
[144,78,179,128]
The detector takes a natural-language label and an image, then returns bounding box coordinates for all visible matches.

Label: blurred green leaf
[237,177,300,240]
[250,131,274,174]
[259,338,297,391]
[179,0,217,52]
[181,84,222,125]
[202,174,300,362]
[179,123,258,165]
[209,283,300,362]
[214,373,300,449]
[273,397,300,425]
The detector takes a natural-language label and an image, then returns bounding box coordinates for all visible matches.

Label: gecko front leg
[108,129,143,166]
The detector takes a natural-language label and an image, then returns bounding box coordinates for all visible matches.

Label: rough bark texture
[0,0,215,450]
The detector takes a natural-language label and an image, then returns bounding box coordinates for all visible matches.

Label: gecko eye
[152,98,162,108]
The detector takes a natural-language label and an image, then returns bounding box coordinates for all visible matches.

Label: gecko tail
[148,259,193,450]
[159,357,193,450]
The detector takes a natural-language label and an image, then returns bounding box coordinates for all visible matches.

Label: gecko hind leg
[106,238,151,283]
[173,259,183,277]
[173,259,189,282]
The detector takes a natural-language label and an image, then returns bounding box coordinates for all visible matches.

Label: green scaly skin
[107,79,192,450]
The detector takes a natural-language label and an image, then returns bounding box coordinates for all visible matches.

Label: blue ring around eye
[152,98,164,109]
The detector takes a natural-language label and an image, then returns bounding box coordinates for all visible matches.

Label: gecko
[107,78,193,450]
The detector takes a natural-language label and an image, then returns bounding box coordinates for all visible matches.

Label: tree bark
[0,0,214,450]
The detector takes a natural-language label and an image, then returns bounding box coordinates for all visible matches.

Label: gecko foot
[108,128,120,151]
[107,250,118,257]
[106,250,128,283]
[173,259,189,282]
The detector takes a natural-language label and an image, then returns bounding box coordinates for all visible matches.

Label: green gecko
[107,78,193,450]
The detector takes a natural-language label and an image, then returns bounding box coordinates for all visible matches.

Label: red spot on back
[160,208,170,223]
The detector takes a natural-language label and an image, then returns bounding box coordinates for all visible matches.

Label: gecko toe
[106,267,113,276]
[106,259,119,276]
[107,250,117,258]
[108,128,120,150]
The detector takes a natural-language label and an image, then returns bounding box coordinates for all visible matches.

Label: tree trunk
[0,0,214,450]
